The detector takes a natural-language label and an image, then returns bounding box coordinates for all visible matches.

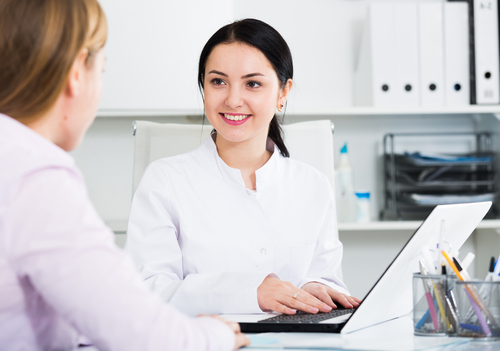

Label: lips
[221,113,251,121]
[219,113,252,126]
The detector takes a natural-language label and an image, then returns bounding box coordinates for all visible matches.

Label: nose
[225,86,243,109]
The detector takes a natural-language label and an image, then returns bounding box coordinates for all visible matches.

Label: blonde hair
[0,0,107,122]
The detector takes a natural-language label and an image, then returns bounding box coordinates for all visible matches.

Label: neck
[23,97,66,149]
[215,132,272,190]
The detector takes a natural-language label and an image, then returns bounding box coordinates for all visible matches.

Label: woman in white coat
[126,19,361,316]
[0,0,247,350]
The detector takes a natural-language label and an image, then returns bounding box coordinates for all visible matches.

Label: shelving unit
[96,108,500,235]
[97,105,500,118]
[338,219,500,232]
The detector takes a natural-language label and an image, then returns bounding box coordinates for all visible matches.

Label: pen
[445,253,494,336]
[467,257,496,321]
[422,262,450,331]
[437,220,445,268]
[442,251,463,279]
[453,258,472,281]
[464,288,491,337]
[486,256,495,281]
[493,255,500,278]
[421,246,437,274]
[419,260,439,332]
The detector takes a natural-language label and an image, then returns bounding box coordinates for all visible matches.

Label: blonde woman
[0,0,248,350]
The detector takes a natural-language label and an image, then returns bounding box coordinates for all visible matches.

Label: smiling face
[203,42,289,146]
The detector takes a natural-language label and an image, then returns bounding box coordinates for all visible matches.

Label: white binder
[473,0,500,104]
[418,2,445,107]
[393,3,420,107]
[443,2,470,106]
[354,3,395,107]
[355,4,421,107]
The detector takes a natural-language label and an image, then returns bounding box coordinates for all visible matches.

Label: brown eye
[247,81,261,88]
[211,78,225,86]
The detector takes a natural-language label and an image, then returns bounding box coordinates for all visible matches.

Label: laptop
[222,202,492,334]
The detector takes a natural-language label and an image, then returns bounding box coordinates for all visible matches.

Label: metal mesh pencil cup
[452,280,500,338]
[413,273,452,335]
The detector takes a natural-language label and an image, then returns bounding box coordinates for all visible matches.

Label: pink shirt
[0,114,234,351]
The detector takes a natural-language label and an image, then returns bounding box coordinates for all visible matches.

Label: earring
[277,104,284,112]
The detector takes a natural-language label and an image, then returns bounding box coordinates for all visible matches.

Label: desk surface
[243,316,500,351]
[77,316,500,351]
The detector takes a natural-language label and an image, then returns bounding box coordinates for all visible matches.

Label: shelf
[289,105,500,116]
[97,109,204,118]
[338,219,500,231]
[109,219,500,234]
[96,105,500,118]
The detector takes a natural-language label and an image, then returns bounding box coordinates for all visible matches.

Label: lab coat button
[260,248,267,255]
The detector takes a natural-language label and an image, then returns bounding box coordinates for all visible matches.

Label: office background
[70,0,500,298]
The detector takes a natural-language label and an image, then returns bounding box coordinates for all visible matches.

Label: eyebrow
[208,70,265,79]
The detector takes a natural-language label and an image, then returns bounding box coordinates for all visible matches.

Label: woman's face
[203,42,289,145]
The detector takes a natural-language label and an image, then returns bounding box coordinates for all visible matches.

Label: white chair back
[132,120,335,192]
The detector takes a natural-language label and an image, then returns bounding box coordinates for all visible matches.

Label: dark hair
[197,18,293,158]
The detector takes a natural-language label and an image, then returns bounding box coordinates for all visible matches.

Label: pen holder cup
[413,273,451,336]
[451,280,500,338]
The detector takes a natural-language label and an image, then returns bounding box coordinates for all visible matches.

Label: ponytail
[268,116,289,158]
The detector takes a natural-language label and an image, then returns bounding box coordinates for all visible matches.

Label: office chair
[131,119,342,279]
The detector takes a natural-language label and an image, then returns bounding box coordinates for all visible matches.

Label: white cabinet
[98,0,232,113]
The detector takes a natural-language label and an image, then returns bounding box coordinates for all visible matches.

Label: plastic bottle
[336,143,357,222]
[355,191,371,223]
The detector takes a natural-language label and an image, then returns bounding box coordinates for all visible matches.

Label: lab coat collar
[197,133,281,192]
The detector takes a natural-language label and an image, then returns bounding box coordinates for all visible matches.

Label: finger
[300,286,335,311]
[347,296,360,307]
[234,333,251,350]
[283,295,325,314]
[330,292,354,309]
[272,302,297,315]
[226,321,241,333]
[294,290,332,312]
[310,288,337,310]
[352,296,362,304]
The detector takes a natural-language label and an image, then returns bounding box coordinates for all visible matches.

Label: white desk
[76,315,500,351]
[242,316,500,351]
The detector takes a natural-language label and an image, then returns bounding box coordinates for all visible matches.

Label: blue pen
[416,299,439,330]
[460,323,484,334]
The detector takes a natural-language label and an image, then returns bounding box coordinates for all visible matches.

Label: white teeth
[224,114,249,121]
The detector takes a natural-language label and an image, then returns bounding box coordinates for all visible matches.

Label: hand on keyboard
[257,277,334,315]
[301,282,361,310]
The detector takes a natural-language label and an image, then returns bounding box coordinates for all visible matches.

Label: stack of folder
[354,1,500,107]
[382,132,497,220]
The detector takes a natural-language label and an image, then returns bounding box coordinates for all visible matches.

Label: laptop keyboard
[258,307,356,324]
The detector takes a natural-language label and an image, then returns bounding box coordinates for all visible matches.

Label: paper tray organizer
[381,132,498,220]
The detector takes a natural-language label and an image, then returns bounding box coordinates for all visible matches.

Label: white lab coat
[126,135,349,316]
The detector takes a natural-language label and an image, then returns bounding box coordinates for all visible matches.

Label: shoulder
[147,147,202,179]
[0,115,80,195]
[281,156,332,187]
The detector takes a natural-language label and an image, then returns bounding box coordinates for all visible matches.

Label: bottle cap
[340,143,348,154]
[355,191,370,199]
